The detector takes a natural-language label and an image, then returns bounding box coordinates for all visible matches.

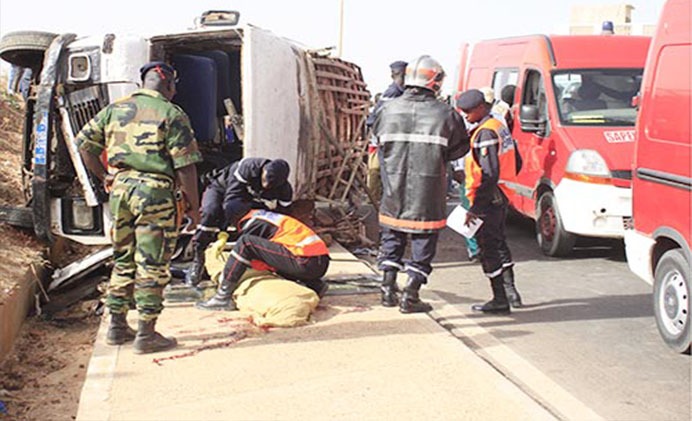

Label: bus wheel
[654,249,691,354]
[535,191,575,257]
[0,31,58,68]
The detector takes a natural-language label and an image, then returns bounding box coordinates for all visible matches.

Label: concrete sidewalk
[76,246,556,421]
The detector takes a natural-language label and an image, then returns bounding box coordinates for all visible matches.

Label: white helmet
[404,55,445,93]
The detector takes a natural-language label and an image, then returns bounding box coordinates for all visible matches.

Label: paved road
[423,212,690,420]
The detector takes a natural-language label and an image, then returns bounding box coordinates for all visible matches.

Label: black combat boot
[106,312,136,345]
[303,279,330,298]
[380,270,400,307]
[471,275,511,314]
[185,248,206,287]
[502,267,523,308]
[399,274,433,314]
[133,319,177,354]
[196,276,238,311]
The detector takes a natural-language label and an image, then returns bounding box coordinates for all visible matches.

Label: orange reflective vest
[238,210,329,257]
[465,117,518,205]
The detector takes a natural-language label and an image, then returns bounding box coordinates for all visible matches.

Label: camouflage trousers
[107,171,178,321]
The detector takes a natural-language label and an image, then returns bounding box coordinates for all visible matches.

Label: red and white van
[624,0,691,354]
[459,34,651,256]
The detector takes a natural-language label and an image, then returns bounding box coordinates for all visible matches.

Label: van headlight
[68,53,92,82]
[61,198,103,234]
[564,149,612,184]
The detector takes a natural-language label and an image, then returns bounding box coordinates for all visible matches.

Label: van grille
[65,86,109,135]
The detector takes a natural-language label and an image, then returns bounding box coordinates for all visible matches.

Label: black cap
[456,89,485,111]
[389,60,407,73]
[139,61,176,81]
[262,159,290,189]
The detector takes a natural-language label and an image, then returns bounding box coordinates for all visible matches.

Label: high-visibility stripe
[485,267,504,278]
[230,249,252,266]
[405,265,429,278]
[379,133,449,147]
[379,214,446,230]
[294,234,322,247]
[381,261,404,271]
[197,225,220,232]
[238,210,329,257]
[474,138,500,148]
[233,158,249,183]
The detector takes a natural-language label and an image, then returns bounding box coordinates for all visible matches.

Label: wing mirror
[519,104,546,136]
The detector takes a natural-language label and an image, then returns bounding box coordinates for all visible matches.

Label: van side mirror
[519,104,546,135]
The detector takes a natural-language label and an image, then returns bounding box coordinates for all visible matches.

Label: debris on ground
[313,204,376,249]
[0,78,101,421]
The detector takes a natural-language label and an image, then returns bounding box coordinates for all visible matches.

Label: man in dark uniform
[457,89,522,313]
[372,55,469,313]
[186,157,293,286]
[365,60,407,205]
[197,209,330,310]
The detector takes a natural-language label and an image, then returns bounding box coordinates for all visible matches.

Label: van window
[645,45,691,144]
[521,69,548,129]
[492,68,519,98]
[552,69,643,126]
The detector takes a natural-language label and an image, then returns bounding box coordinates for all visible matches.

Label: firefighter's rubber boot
[399,274,432,314]
[185,249,205,288]
[471,275,511,314]
[380,270,400,307]
[503,267,523,308]
[133,319,177,354]
[106,312,136,345]
[196,276,238,311]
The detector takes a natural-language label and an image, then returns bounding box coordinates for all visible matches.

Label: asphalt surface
[424,210,691,421]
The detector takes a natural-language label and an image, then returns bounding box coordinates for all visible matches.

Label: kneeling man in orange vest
[197,209,331,311]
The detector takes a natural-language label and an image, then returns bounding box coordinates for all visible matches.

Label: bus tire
[0,31,58,68]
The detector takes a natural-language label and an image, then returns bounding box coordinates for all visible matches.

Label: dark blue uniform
[186,157,293,286]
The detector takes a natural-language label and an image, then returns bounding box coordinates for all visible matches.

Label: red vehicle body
[460,35,650,256]
[624,0,691,354]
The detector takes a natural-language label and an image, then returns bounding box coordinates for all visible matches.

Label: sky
[0,0,665,95]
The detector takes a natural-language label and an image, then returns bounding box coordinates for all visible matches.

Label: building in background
[569,4,657,35]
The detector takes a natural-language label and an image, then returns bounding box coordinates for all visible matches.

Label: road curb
[428,293,604,421]
[0,262,42,362]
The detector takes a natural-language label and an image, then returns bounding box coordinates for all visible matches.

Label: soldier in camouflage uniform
[76,61,202,354]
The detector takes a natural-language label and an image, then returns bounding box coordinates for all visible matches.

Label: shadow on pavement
[434,291,653,329]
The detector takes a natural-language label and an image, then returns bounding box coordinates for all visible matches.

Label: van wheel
[0,31,58,68]
[536,191,575,257]
[654,249,691,354]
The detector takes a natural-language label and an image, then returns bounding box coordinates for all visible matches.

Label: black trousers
[223,234,330,287]
[377,227,439,282]
[193,187,252,252]
[475,200,514,279]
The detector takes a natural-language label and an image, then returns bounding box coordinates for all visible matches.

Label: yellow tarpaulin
[204,233,319,327]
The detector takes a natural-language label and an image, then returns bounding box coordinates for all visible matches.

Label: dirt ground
[0,82,99,421]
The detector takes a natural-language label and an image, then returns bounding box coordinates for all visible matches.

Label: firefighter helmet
[404,55,445,93]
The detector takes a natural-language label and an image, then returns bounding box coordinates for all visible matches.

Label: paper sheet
[446,205,483,239]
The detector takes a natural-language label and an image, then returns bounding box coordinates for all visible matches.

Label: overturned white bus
[0,10,371,245]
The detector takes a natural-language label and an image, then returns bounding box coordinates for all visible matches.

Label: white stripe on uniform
[380,133,449,147]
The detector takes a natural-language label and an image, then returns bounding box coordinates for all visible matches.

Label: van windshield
[552,69,643,126]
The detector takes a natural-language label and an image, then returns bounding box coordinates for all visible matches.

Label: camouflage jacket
[75,89,202,179]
